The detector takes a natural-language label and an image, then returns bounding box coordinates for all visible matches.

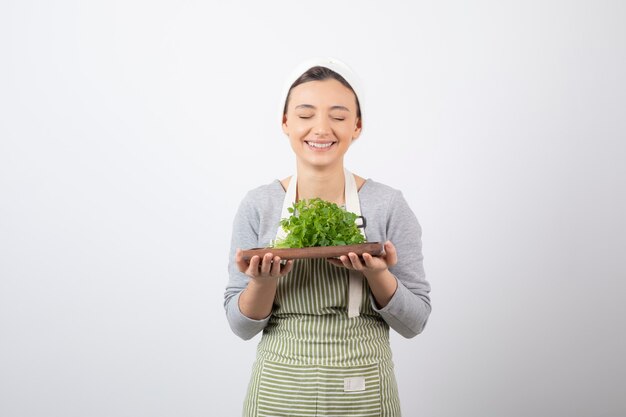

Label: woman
[224,58,431,417]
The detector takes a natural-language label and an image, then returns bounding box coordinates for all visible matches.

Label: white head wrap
[279,57,364,128]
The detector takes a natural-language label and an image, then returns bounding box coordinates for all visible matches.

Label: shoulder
[359,178,417,222]
[359,178,403,202]
[245,179,284,198]
[237,180,285,219]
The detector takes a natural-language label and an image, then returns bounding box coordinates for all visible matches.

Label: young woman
[224,58,431,417]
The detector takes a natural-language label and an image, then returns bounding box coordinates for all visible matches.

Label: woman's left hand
[327,240,397,276]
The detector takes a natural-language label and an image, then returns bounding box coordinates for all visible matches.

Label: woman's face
[282,79,362,170]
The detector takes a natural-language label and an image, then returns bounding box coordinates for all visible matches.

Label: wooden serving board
[241,242,384,261]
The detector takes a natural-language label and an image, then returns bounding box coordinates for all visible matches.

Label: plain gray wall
[1,1,625,416]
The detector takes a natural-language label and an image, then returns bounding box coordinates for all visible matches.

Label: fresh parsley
[272,198,365,248]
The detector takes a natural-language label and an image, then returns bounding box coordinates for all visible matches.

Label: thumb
[384,241,398,267]
[235,248,248,271]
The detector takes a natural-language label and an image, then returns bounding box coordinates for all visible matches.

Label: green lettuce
[272,198,365,248]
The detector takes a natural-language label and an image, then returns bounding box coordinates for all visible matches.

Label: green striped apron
[243,170,401,417]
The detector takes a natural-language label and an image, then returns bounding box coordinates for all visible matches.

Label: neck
[295,161,345,205]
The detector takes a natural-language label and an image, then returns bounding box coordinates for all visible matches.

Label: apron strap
[274,173,298,245]
[344,169,365,318]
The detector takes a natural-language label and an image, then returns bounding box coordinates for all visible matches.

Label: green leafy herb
[272,198,365,248]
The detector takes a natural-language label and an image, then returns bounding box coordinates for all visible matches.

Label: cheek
[288,122,311,137]
[335,124,357,138]
[287,127,309,147]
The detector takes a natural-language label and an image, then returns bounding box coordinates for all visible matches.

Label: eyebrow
[294,104,351,112]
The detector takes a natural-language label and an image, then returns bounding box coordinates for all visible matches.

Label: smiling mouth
[305,141,336,149]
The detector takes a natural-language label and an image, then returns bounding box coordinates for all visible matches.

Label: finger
[384,241,398,267]
[362,252,376,268]
[270,256,282,276]
[260,253,273,275]
[281,259,294,275]
[326,258,343,267]
[348,252,364,270]
[339,255,353,269]
[247,255,261,276]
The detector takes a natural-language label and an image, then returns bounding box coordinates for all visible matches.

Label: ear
[282,113,289,135]
[352,117,362,141]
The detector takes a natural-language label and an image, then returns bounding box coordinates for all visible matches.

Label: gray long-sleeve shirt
[224,178,431,340]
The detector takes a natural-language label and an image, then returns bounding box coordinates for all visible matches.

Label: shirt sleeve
[369,190,432,338]
[223,193,271,340]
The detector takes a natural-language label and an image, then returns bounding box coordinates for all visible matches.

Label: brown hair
[283,66,362,120]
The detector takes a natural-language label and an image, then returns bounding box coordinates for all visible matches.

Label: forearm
[370,279,431,338]
[363,269,398,309]
[238,278,278,320]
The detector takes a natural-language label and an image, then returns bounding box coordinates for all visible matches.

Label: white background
[1,1,625,416]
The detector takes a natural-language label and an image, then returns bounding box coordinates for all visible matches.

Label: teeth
[307,142,333,148]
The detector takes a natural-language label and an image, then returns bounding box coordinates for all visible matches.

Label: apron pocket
[316,363,382,417]
[256,360,382,417]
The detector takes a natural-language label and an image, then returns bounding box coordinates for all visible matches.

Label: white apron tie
[275,169,366,318]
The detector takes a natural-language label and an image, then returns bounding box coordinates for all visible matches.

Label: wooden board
[241,242,384,261]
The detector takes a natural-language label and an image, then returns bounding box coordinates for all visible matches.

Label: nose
[314,118,331,137]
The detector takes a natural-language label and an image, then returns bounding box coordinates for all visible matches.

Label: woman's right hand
[236,249,293,320]
[235,249,294,281]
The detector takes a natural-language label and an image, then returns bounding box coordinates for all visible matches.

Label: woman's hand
[236,249,294,320]
[327,241,399,308]
[236,249,294,282]
[326,240,397,276]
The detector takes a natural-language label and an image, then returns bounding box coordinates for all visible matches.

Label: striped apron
[243,170,401,417]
